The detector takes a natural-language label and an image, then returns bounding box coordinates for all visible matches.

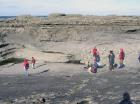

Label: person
[92,47,97,57]
[108,50,115,71]
[92,47,101,63]
[119,48,125,68]
[23,58,29,76]
[31,57,36,69]
[138,53,140,62]
[88,59,98,73]
[95,51,100,62]
[119,92,133,104]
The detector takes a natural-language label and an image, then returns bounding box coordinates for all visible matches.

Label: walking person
[108,50,115,71]
[31,57,36,69]
[23,58,29,76]
[119,48,125,68]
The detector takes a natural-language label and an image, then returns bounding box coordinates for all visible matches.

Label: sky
[0,0,140,16]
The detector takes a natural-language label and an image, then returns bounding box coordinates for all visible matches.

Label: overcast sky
[0,0,140,16]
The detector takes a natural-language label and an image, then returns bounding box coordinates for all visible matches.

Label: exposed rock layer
[1,15,140,43]
[1,14,140,62]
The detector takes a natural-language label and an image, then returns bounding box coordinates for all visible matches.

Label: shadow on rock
[35,63,47,69]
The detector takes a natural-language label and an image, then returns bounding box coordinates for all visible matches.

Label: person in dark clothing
[108,50,115,70]
[138,53,140,62]
[31,57,36,69]
[119,92,133,104]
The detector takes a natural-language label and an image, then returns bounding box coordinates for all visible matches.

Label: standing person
[92,47,97,57]
[138,53,140,62]
[119,48,125,68]
[23,58,29,76]
[92,47,101,63]
[95,51,100,62]
[31,57,36,69]
[108,50,115,71]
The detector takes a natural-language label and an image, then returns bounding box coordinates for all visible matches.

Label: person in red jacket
[23,58,29,76]
[119,48,125,68]
[92,47,101,63]
[31,57,36,69]
[92,47,97,57]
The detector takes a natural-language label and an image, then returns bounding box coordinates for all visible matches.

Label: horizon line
[1,12,140,16]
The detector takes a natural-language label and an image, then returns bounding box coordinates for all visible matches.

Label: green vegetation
[0,58,24,66]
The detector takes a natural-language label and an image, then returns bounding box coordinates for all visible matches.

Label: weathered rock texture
[1,15,140,43]
[1,14,140,62]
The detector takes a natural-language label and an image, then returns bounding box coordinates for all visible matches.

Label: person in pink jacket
[23,58,29,76]
[92,47,97,57]
[119,48,125,68]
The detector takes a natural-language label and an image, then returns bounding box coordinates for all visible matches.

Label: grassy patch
[0,58,24,66]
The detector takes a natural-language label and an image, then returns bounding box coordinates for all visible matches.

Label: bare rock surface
[0,63,140,104]
[1,15,140,63]
[0,14,140,104]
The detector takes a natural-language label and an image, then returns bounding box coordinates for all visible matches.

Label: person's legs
[32,63,35,69]
[96,55,100,62]
[109,63,113,70]
[119,59,124,68]
[109,63,112,70]
[112,63,114,70]
[121,59,123,64]
[25,69,28,76]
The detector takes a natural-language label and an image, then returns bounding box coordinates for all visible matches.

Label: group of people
[88,47,125,73]
[23,57,36,76]
[108,48,125,70]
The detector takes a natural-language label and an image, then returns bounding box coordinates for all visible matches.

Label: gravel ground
[0,63,140,104]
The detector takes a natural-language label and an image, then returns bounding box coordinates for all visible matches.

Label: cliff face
[1,14,140,62]
[1,15,140,43]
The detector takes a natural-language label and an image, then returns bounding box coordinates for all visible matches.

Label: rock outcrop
[1,14,140,43]
[1,14,140,63]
